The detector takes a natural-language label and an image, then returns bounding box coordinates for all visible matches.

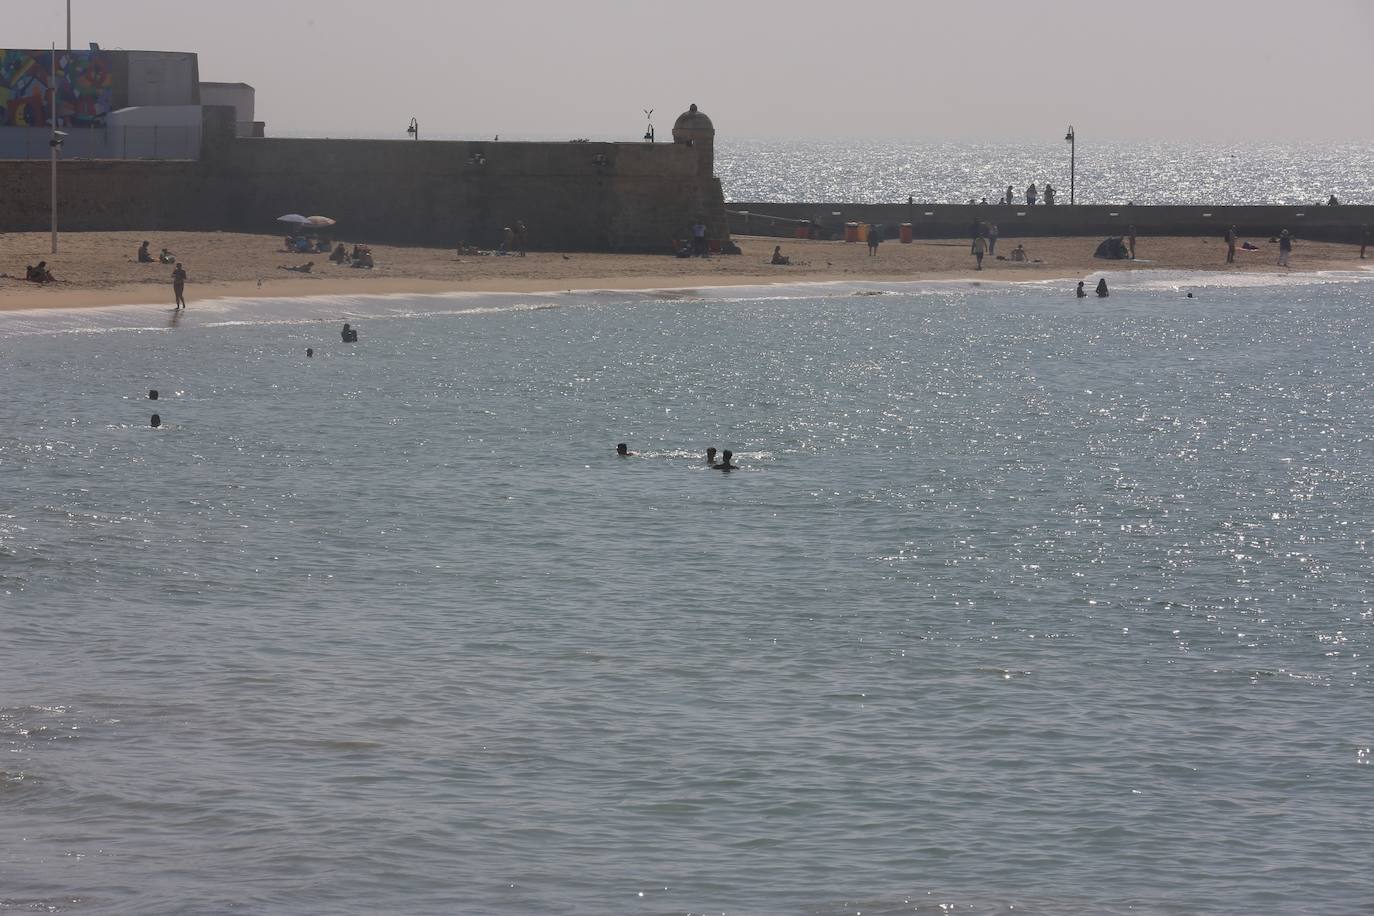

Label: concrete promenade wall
[0,134,728,252]
[728,202,1374,243]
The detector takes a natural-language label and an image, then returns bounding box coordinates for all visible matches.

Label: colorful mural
[0,49,114,127]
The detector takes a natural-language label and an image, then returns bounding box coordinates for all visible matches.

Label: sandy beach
[0,231,1367,310]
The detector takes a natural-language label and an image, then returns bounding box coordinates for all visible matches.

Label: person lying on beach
[26,262,56,283]
[330,243,348,263]
[1241,241,1259,251]
[279,261,315,273]
[137,241,154,263]
[771,245,791,265]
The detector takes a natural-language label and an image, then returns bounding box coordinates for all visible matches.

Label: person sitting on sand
[330,243,348,263]
[26,261,56,283]
[1076,280,1086,298]
[351,250,374,269]
[771,245,790,265]
[713,449,739,471]
[1096,278,1109,297]
[1010,243,1027,262]
[137,241,154,263]
[279,261,315,273]
[158,248,175,264]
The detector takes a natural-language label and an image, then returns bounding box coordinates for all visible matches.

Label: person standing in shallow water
[171,262,187,309]
[1076,280,1086,298]
[1096,278,1109,297]
[713,449,739,471]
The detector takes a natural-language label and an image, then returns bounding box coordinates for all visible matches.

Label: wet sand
[0,231,1367,310]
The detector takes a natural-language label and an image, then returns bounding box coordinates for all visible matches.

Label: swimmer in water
[713,449,739,471]
[705,446,717,464]
[1076,281,1086,298]
[1096,278,1109,298]
[616,442,635,456]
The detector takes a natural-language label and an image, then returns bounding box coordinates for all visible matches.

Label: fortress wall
[728,202,1374,243]
[0,159,223,232]
[0,135,727,252]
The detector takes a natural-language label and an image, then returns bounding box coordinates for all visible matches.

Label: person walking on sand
[987,222,999,256]
[171,262,187,309]
[868,225,881,256]
[1278,229,1293,267]
[1225,225,1237,264]
[973,234,987,270]
[1127,225,1137,260]
[514,220,528,257]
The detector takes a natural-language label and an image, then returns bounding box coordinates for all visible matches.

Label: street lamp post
[1064,125,1075,205]
[50,43,61,254]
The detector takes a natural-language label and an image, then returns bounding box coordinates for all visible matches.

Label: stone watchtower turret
[672,103,714,177]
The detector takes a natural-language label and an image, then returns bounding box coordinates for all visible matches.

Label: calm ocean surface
[3,272,1373,915]
[713,138,1374,206]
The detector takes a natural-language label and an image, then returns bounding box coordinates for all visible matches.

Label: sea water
[2,273,1372,915]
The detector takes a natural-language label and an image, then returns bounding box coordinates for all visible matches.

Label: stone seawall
[729,202,1374,243]
[0,135,728,252]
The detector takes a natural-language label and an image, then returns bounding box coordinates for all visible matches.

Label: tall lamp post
[49,43,64,254]
[1064,125,1075,205]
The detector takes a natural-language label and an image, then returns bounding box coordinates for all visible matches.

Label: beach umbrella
[276,213,309,224]
[304,215,337,228]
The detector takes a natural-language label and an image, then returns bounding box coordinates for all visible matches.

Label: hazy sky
[13,0,1374,142]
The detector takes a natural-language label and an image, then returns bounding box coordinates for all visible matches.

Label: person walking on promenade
[1127,225,1137,260]
[1006,185,1014,206]
[171,262,187,309]
[1026,183,1038,206]
[1044,184,1056,205]
[1278,229,1293,267]
[1225,226,1237,264]
[973,234,987,270]
[1360,224,1369,259]
[987,222,999,256]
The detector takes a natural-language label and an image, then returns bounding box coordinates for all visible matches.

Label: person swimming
[1095,278,1109,298]
[616,442,636,456]
[713,449,739,471]
[1076,281,1086,298]
[705,446,717,464]
[341,322,358,343]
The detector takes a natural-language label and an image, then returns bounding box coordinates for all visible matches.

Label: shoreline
[2,231,1369,312]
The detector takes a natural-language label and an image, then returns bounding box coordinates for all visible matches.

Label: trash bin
[899,222,913,243]
[844,221,860,243]
[856,222,869,243]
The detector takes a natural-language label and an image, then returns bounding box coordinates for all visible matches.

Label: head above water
[616,443,629,455]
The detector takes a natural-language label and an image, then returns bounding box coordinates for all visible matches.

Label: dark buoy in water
[306,348,314,358]
[150,414,162,428]
[148,389,159,400]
